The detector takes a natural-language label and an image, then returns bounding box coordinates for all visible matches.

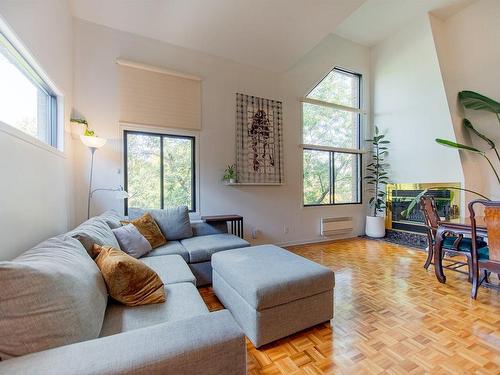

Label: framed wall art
[235,93,283,184]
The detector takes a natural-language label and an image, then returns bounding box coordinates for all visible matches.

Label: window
[124,130,196,214]
[0,31,58,147]
[302,67,362,206]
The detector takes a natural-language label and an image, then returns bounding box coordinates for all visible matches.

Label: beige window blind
[118,59,201,130]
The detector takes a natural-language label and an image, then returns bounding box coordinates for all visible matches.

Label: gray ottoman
[212,245,334,347]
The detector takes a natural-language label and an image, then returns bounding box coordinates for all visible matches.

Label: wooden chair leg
[484,270,490,284]
[471,263,480,299]
[424,244,433,270]
[467,257,473,283]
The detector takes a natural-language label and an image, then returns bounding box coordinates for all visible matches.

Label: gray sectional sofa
[128,207,250,285]
[0,210,248,375]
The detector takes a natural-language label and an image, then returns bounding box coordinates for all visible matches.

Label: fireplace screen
[386,183,461,233]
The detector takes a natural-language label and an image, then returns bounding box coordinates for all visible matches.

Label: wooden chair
[469,200,500,299]
[420,195,485,279]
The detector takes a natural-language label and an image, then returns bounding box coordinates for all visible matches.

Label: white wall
[430,0,500,200]
[371,16,463,185]
[73,19,371,245]
[0,0,75,260]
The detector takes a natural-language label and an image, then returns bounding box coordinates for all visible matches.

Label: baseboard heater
[321,217,353,236]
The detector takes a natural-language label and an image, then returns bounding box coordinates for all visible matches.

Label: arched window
[301,67,363,206]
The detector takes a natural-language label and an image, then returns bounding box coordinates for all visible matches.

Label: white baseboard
[274,234,359,248]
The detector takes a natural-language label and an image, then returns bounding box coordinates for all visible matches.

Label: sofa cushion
[99,210,123,229]
[99,282,209,337]
[141,255,196,285]
[130,206,193,240]
[181,234,250,263]
[112,224,152,258]
[212,245,334,311]
[121,213,167,249]
[69,216,121,255]
[93,245,165,307]
[141,240,189,262]
[0,236,108,359]
[191,221,228,236]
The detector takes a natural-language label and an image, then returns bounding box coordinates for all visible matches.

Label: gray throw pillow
[0,236,108,359]
[130,206,193,240]
[112,223,152,258]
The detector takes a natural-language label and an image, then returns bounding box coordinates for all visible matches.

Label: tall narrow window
[124,130,195,214]
[302,67,362,206]
[0,32,58,147]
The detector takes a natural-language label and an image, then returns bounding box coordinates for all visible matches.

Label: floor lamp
[80,135,107,219]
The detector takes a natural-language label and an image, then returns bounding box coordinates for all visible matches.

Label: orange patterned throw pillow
[121,213,167,249]
[93,244,165,306]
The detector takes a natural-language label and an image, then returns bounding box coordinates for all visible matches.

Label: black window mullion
[124,131,129,216]
[160,136,165,209]
[331,151,335,204]
[191,137,196,212]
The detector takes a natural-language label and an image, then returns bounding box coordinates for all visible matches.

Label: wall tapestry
[235,93,283,184]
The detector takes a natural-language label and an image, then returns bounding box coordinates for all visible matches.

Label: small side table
[201,215,243,238]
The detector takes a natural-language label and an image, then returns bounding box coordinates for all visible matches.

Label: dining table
[433,216,487,283]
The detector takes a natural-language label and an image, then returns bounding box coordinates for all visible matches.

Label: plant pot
[70,122,87,140]
[229,178,236,184]
[365,216,385,238]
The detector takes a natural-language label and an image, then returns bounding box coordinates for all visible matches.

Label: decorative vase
[365,216,385,238]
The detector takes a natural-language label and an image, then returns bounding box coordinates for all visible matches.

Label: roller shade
[118,60,201,130]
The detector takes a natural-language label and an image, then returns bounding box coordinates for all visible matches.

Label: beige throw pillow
[121,213,167,249]
[93,245,166,307]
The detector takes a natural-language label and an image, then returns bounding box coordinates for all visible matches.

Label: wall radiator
[320,217,353,236]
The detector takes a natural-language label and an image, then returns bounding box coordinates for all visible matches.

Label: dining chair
[469,200,500,299]
[420,195,486,280]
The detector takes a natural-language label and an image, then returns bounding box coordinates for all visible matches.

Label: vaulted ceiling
[70,0,366,72]
[70,0,476,71]
[335,0,477,46]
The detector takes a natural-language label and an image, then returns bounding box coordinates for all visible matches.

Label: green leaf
[463,119,495,149]
[435,138,483,154]
[400,189,428,218]
[458,91,500,114]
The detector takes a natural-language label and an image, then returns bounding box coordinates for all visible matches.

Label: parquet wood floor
[199,238,500,374]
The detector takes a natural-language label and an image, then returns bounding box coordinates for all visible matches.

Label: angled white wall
[371,16,463,185]
[0,0,75,260]
[430,0,500,200]
[73,19,371,245]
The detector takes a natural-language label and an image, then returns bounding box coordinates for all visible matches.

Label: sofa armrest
[0,310,246,375]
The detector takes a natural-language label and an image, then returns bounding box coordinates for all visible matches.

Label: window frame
[123,129,197,215]
[0,29,60,149]
[302,147,362,207]
[300,66,364,207]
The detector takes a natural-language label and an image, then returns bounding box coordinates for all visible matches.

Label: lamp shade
[80,135,107,148]
[115,189,129,199]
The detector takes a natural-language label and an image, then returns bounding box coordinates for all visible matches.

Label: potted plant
[365,126,390,238]
[223,164,236,184]
[70,118,94,139]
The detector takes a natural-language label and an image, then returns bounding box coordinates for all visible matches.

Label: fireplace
[386,183,461,234]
